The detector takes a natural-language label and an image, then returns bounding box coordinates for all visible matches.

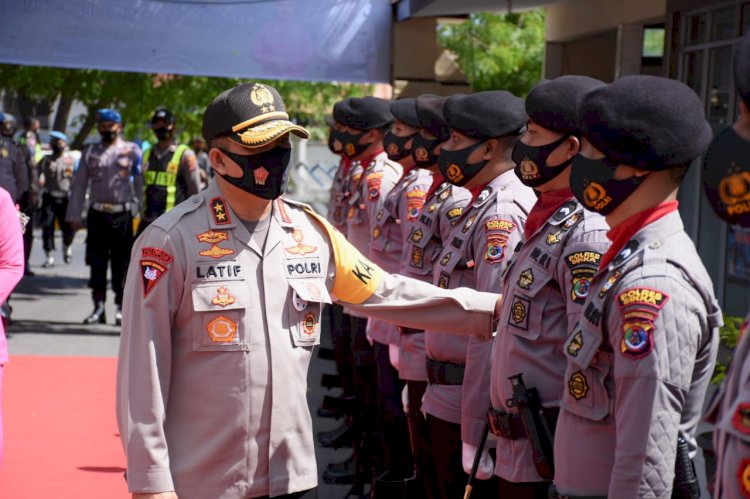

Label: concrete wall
[546,0,667,42]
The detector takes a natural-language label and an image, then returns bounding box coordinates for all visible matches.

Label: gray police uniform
[117,181,498,498]
[0,137,28,203]
[554,211,722,497]
[478,200,609,482]
[39,152,77,254]
[326,158,352,233]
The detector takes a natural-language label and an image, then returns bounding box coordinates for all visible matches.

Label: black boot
[323,454,355,484]
[372,472,421,499]
[84,301,106,324]
[317,420,354,448]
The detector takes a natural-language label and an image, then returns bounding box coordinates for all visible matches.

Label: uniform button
[648,241,661,249]
[193,198,200,204]
[500,186,507,191]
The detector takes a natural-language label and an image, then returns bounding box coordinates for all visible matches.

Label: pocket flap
[288,279,332,304]
[192,282,250,312]
[513,265,553,299]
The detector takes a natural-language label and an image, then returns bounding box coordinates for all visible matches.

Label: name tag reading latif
[196,263,243,279]
[285,257,324,278]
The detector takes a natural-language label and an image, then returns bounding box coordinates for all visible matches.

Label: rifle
[671,435,700,499]
[463,420,491,499]
[506,373,555,480]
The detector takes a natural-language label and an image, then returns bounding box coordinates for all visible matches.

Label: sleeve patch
[732,403,750,435]
[366,173,384,201]
[565,251,602,303]
[141,259,168,297]
[738,459,750,497]
[141,247,174,264]
[406,190,426,221]
[485,218,515,232]
[620,318,655,359]
[616,287,670,310]
[485,233,509,264]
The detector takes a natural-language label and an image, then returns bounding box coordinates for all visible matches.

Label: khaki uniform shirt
[399,178,471,381]
[423,170,535,424]
[117,181,498,499]
[479,200,609,482]
[554,211,722,497]
[66,138,143,223]
[707,313,750,499]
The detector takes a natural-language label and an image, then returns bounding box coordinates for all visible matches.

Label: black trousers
[255,488,317,499]
[18,192,34,270]
[40,194,75,252]
[425,414,498,499]
[496,476,550,498]
[332,305,354,396]
[86,208,133,306]
[407,381,440,499]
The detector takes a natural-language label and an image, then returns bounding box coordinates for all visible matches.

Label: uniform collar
[523,187,573,239]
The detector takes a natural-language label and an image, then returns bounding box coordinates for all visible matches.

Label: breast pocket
[503,265,553,341]
[287,279,328,347]
[191,282,251,352]
[561,326,612,421]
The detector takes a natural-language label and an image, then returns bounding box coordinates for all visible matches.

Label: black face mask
[512,134,573,188]
[217,146,292,200]
[703,127,750,226]
[437,140,488,187]
[154,127,172,141]
[99,130,117,144]
[411,135,443,169]
[383,130,416,162]
[51,144,64,155]
[339,130,370,159]
[570,155,648,216]
[328,129,344,155]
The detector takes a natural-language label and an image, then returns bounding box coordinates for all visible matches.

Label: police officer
[465,76,610,498]
[116,81,500,499]
[66,109,143,326]
[549,76,722,498]
[424,91,536,499]
[38,131,77,267]
[17,117,42,276]
[137,108,201,236]
[0,113,28,207]
[399,93,472,499]
[702,29,750,499]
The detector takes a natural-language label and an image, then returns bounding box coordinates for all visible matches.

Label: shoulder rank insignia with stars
[210,197,231,225]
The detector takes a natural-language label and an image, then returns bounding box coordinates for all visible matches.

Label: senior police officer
[0,113,28,206]
[66,109,143,325]
[399,93,472,499]
[464,76,610,498]
[549,76,722,498]
[38,131,77,267]
[703,29,750,499]
[137,108,201,236]
[116,82,501,499]
[423,91,536,499]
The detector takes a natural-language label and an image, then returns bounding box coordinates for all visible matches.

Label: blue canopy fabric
[0,0,393,83]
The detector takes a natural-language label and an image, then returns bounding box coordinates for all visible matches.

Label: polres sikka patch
[620,319,655,359]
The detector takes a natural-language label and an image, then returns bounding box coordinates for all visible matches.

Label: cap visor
[231,119,310,148]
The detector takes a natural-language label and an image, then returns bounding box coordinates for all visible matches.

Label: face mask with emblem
[339,130,370,159]
[703,127,750,226]
[383,130,415,161]
[218,146,292,200]
[411,134,443,169]
[327,129,344,155]
[438,140,488,187]
[569,155,648,216]
[512,134,573,188]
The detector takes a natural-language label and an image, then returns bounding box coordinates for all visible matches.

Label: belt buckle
[102,203,113,212]
[487,410,512,439]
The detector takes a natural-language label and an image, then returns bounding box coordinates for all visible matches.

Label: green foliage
[642,28,665,58]
[0,64,370,147]
[437,10,546,96]
[711,314,745,385]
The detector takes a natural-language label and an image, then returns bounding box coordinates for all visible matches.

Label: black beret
[390,98,420,128]
[325,99,346,127]
[336,96,393,131]
[526,76,605,134]
[444,91,526,140]
[415,94,451,141]
[736,30,750,106]
[579,75,713,171]
[152,107,175,125]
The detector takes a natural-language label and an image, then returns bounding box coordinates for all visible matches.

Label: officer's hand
[132,493,178,499]
[461,442,494,480]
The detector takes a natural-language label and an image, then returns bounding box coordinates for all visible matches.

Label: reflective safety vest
[143,144,189,216]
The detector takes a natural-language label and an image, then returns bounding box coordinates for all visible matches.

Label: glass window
[707,45,734,129]
[683,51,704,98]
[685,13,707,46]
[711,6,737,41]
[643,28,665,57]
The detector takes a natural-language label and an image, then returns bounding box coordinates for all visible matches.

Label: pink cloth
[0,187,24,364]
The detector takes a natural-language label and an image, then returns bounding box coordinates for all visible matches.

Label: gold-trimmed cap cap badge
[202,82,309,148]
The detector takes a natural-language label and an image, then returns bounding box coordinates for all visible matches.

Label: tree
[0,65,370,148]
[437,10,546,96]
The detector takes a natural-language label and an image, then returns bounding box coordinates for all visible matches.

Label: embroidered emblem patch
[196,230,235,259]
[599,271,621,298]
[546,231,562,245]
[447,207,463,221]
[567,330,583,357]
[286,227,317,255]
[372,226,382,240]
[568,371,588,400]
[438,185,452,202]
[437,272,450,289]
[463,214,477,234]
[428,204,437,213]
[411,247,424,268]
[562,212,582,230]
[254,166,269,185]
[302,312,317,335]
[738,459,750,498]
[733,403,750,434]
[406,190,427,221]
[367,172,384,200]
[621,319,655,359]
[210,197,231,225]
[306,282,323,300]
[376,209,384,221]
[485,234,508,264]
[211,287,236,307]
[565,251,602,304]
[411,228,424,243]
[617,288,669,309]
[509,295,530,330]
[206,315,238,343]
[485,219,515,232]
[199,245,235,259]
[142,247,173,263]
[518,268,534,290]
[141,260,168,297]
[440,252,452,266]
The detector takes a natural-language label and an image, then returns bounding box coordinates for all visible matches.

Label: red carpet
[0,356,129,498]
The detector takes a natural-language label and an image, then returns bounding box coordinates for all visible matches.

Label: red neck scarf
[599,200,679,270]
[524,187,574,239]
[358,149,384,170]
[426,172,445,200]
[340,157,352,177]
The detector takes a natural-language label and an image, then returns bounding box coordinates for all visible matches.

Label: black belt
[548,487,606,499]
[487,407,559,440]
[426,358,465,385]
[398,326,423,335]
